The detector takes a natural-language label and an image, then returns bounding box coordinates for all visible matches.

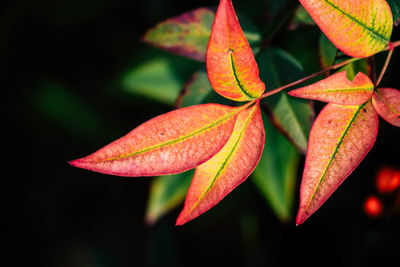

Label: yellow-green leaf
[300,0,393,57]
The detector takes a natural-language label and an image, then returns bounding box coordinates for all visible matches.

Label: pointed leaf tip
[297,102,378,225]
[372,88,400,127]
[176,103,265,225]
[299,0,393,57]
[289,71,374,105]
[206,0,265,101]
[70,104,246,177]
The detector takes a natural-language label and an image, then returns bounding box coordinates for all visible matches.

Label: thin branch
[382,40,400,51]
[376,47,394,87]
[260,40,400,100]
[261,57,359,99]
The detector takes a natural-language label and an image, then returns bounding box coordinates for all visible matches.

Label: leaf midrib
[306,102,368,209]
[99,105,247,162]
[323,0,390,44]
[230,53,258,99]
[189,105,257,215]
[376,90,399,115]
[305,87,374,94]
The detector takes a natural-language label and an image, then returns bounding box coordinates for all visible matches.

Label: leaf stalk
[260,41,400,100]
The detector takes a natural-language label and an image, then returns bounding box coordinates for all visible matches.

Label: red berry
[364,196,383,217]
[376,167,400,194]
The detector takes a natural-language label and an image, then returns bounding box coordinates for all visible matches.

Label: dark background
[4,0,400,266]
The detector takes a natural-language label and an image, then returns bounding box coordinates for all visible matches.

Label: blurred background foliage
[4,0,400,266]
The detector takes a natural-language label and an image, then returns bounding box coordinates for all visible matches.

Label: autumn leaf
[289,71,374,105]
[206,0,265,101]
[142,7,261,62]
[143,8,214,62]
[297,101,379,225]
[372,87,400,127]
[70,103,248,177]
[176,103,265,225]
[299,0,393,58]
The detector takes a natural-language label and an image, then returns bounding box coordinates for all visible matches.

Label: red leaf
[297,101,378,225]
[289,71,374,105]
[206,0,265,101]
[176,103,265,225]
[372,88,400,127]
[70,104,247,177]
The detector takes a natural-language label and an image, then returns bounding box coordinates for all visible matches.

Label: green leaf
[176,67,232,108]
[290,5,315,29]
[280,26,321,75]
[338,58,371,81]
[121,55,199,106]
[319,33,337,68]
[142,7,261,62]
[32,81,110,139]
[258,48,315,154]
[388,0,400,26]
[263,0,292,14]
[146,170,194,224]
[252,110,300,221]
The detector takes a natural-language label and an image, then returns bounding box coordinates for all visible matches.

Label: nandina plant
[70,0,400,225]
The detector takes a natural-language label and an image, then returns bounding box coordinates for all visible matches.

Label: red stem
[261,57,358,99]
[376,44,394,87]
[261,40,400,100]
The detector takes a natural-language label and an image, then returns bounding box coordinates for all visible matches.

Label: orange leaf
[70,104,247,177]
[289,71,374,105]
[176,103,265,225]
[299,0,393,58]
[206,0,265,101]
[297,101,378,225]
[372,88,400,127]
